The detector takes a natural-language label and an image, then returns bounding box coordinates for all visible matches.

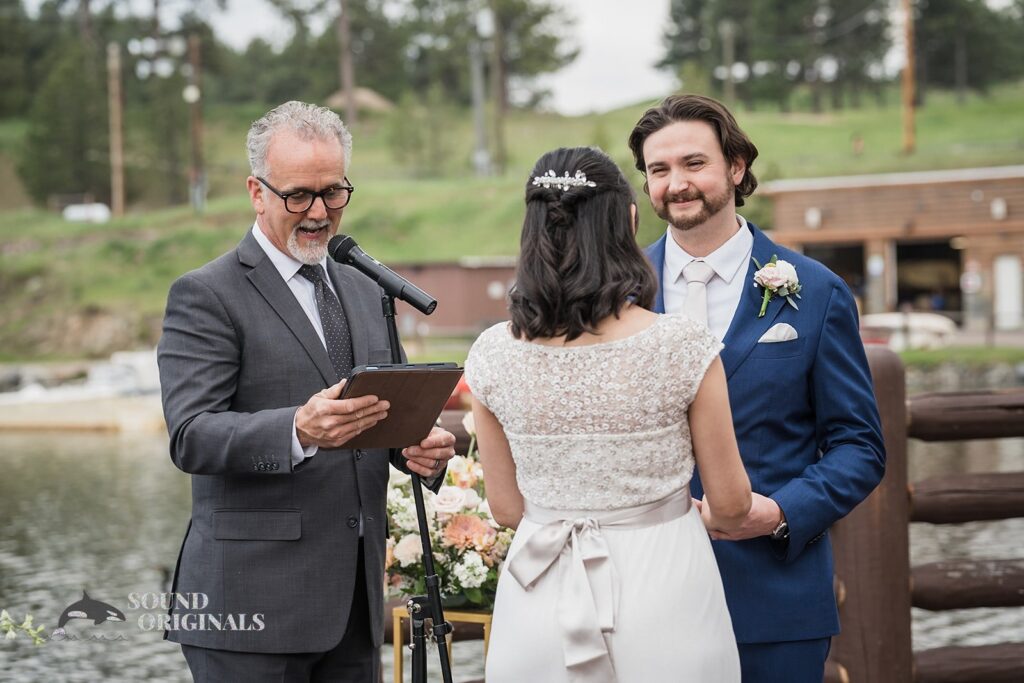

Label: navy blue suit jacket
[646,222,885,643]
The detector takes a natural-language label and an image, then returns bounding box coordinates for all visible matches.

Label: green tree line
[659,0,1024,112]
[1,0,1023,210]
[0,0,576,206]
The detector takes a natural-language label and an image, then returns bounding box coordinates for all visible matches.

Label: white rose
[388,465,411,488]
[773,260,799,287]
[393,534,423,567]
[462,488,482,509]
[461,411,476,437]
[447,455,470,476]
[754,264,788,290]
[433,486,466,515]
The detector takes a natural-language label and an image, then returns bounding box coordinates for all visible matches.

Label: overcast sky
[200,0,678,115]
[26,0,677,116]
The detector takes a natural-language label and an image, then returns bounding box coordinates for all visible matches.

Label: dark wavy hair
[508,147,657,342]
[627,94,759,207]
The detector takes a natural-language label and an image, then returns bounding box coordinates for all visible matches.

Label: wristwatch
[770,519,790,542]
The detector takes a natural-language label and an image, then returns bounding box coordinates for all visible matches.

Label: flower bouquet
[385,413,513,611]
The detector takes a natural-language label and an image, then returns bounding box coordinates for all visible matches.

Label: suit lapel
[238,232,337,386]
[720,225,788,379]
[645,235,667,314]
[326,262,371,367]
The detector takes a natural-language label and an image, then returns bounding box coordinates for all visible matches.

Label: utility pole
[719,19,736,104]
[901,0,916,154]
[106,42,125,218]
[337,0,357,128]
[186,33,205,213]
[469,39,491,176]
[488,0,506,175]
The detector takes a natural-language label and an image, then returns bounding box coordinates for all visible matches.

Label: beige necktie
[681,260,715,325]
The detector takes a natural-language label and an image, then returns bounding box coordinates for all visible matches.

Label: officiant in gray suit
[157,100,456,682]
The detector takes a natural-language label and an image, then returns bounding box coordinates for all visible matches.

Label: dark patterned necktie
[297,264,355,380]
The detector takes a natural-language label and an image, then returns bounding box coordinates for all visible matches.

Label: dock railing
[826,346,1024,683]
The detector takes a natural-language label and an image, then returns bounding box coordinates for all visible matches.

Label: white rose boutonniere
[752,255,802,318]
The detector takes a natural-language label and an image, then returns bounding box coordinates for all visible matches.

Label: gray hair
[246,101,353,179]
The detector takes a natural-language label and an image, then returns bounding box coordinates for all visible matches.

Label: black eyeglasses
[257,176,355,213]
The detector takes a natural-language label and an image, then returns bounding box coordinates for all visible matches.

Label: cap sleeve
[463,323,505,411]
[668,317,724,408]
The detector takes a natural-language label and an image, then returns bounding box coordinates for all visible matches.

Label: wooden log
[907,388,1024,442]
[912,559,1024,610]
[910,472,1024,524]
[914,643,1024,683]
[828,346,913,683]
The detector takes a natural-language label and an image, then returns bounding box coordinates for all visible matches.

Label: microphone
[328,234,437,315]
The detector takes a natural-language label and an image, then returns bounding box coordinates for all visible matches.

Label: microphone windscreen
[328,234,358,262]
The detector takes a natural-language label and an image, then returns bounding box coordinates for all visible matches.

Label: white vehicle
[860,312,957,351]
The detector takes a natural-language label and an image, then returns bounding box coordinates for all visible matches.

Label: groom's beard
[654,174,733,232]
[287,219,332,264]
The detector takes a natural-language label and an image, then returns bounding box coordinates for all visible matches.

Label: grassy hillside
[1,84,1022,360]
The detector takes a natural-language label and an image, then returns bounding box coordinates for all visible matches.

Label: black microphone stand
[381,293,454,683]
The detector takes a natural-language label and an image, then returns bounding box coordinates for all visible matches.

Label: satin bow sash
[507,488,692,682]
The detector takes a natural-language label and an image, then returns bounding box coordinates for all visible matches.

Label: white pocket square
[758,323,798,343]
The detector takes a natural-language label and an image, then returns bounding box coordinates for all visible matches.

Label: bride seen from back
[464,146,751,682]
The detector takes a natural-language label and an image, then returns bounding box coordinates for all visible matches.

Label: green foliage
[916,0,1024,95]
[0,609,46,645]
[900,346,1024,368]
[661,0,893,111]
[17,37,110,204]
[384,86,460,176]
[1,83,1023,359]
[0,0,32,117]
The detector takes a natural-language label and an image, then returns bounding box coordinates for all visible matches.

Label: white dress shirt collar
[251,222,330,283]
[663,215,752,286]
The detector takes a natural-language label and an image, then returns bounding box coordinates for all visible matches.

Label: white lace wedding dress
[464,315,741,683]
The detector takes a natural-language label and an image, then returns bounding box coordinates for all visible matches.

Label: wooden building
[761,166,1024,331]
[392,257,516,336]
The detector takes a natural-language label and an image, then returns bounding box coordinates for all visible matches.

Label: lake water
[0,388,1021,680]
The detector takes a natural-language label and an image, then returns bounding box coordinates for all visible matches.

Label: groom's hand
[700,493,783,541]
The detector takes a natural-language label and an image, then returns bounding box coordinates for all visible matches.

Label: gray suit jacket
[157,230,433,653]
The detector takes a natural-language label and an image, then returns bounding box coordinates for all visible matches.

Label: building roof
[761,165,1024,195]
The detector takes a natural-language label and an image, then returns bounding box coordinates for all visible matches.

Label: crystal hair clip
[531,169,597,192]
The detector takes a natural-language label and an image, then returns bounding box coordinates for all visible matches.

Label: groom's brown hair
[627,94,759,207]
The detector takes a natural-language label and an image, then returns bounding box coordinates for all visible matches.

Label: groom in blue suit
[628,94,885,681]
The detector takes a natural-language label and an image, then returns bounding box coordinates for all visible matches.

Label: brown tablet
[339,363,464,449]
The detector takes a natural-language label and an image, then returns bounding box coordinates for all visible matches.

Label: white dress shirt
[252,223,332,468]
[662,215,754,341]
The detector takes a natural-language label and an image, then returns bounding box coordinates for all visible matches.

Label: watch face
[772,521,789,540]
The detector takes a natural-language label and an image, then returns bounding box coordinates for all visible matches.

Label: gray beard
[287,221,330,264]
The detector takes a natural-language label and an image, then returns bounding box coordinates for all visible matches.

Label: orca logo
[52,591,126,636]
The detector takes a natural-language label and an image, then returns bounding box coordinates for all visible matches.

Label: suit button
[347,517,358,528]
[355,450,364,460]
[271,462,279,470]
[257,463,266,471]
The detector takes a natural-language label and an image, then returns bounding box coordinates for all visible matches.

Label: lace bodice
[464,315,723,510]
